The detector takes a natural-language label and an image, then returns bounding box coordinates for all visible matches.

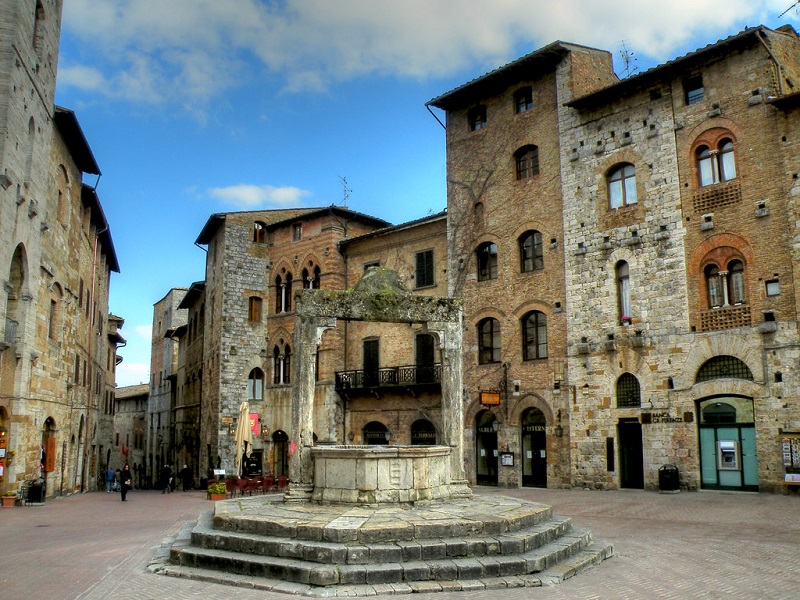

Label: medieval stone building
[0,1,121,498]
[428,25,800,493]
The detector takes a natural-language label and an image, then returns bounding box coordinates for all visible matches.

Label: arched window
[301,264,321,289]
[522,311,547,360]
[57,165,69,226]
[705,260,746,308]
[616,373,641,407]
[248,368,264,401]
[275,272,293,312]
[608,164,637,208]
[476,242,498,281]
[697,138,737,186]
[410,419,437,445]
[33,2,45,56]
[519,231,543,272]
[273,342,291,384]
[696,356,753,383]
[616,261,631,322]
[515,145,539,180]
[468,105,487,131]
[363,421,389,445]
[478,317,501,364]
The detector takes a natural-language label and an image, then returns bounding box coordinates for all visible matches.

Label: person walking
[120,464,132,502]
[180,464,192,491]
[104,466,116,493]
[161,464,172,494]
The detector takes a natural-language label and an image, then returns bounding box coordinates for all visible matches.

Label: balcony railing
[335,364,441,391]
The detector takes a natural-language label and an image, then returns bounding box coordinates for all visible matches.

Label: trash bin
[27,478,45,503]
[658,464,680,493]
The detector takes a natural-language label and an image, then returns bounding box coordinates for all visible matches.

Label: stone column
[286,315,335,502]
[429,317,472,499]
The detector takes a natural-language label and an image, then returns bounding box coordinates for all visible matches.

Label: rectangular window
[514,87,533,113]
[468,105,487,131]
[415,249,434,288]
[248,297,263,322]
[48,299,57,339]
[684,74,704,105]
[766,279,780,296]
[292,223,302,241]
[363,261,380,272]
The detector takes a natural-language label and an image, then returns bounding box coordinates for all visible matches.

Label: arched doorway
[697,396,758,491]
[272,430,289,477]
[521,408,547,488]
[410,419,437,445]
[363,421,389,445]
[475,410,498,485]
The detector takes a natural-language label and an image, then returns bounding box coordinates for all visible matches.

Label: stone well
[311,445,453,504]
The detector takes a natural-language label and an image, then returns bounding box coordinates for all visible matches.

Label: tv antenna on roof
[618,40,638,79]
[780,2,800,17]
[339,176,351,207]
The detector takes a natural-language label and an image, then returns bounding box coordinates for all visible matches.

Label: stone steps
[161,495,614,595]
[189,511,575,564]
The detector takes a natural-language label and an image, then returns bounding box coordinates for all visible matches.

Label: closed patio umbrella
[234,401,253,477]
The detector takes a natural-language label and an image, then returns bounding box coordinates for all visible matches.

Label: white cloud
[116,362,150,388]
[133,323,152,341]
[207,184,310,208]
[59,0,797,103]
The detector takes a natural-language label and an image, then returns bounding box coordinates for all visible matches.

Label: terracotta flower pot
[208,493,226,501]
[1,496,16,508]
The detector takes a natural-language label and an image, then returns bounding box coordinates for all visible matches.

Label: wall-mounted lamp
[261,426,270,437]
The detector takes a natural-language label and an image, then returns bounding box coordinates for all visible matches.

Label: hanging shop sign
[480,391,500,406]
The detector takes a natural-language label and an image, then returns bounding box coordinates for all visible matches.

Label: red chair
[276,475,287,491]
[262,475,275,493]
[224,478,237,497]
[236,478,250,496]
[246,477,261,495]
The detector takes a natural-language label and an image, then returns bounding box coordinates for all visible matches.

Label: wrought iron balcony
[335,364,441,396]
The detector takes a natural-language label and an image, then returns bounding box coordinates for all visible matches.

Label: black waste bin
[658,464,680,493]
[27,479,45,503]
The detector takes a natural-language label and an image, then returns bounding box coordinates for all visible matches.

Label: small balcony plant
[207,482,227,500]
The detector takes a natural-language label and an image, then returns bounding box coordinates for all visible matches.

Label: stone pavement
[0,485,798,599]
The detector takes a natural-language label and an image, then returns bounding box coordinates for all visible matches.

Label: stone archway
[287,268,468,501]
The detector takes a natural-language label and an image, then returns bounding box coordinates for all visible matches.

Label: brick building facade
[429,25,800,493]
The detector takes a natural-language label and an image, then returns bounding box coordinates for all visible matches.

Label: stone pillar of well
[286,315,335,502]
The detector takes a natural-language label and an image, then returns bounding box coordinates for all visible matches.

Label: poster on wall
[782,437,800,468]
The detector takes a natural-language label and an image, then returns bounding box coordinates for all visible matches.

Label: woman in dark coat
[120,464,132,502]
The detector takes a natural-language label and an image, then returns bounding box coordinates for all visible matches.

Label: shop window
[476,242,498,281]
[522,311,547,360]
[519,230,543,272]
[477,317,501,364]
[608,163,637,208]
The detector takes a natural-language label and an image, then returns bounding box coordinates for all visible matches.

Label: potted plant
[1,491,16,508]
[207,482,227,501]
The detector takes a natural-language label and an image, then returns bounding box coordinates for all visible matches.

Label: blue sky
[53,0,800,386]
